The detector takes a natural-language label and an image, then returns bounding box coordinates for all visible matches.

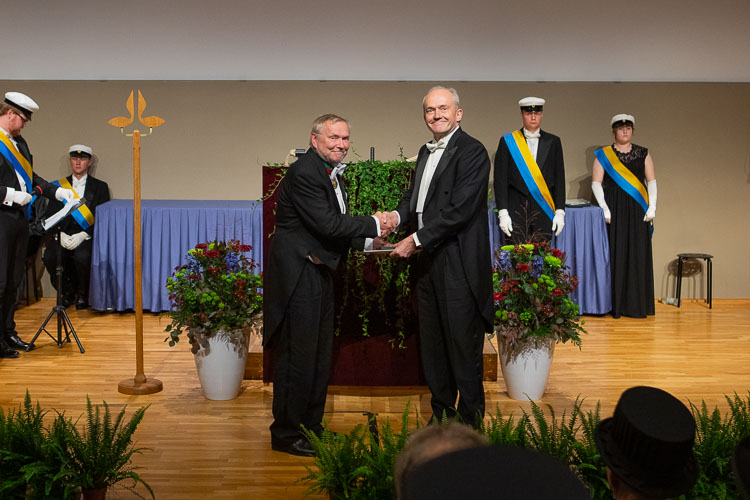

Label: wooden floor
[1,299,749,499]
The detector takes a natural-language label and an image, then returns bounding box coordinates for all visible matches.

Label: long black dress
[602,144,655,318]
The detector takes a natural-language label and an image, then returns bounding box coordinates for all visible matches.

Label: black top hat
[403,445,589,500]
[595,386,698,498]
[734,436,750,500]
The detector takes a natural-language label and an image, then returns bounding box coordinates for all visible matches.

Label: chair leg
[707,258,712,309]
[676,257,684,307]
[25,262,31,306]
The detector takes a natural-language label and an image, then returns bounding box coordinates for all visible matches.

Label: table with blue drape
[90,200,263,312]
[90,199,607,314]
[487,204,611,315]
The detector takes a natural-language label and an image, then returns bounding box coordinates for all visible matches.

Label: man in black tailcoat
[42,144,110,310]
[0,91,75,358]
[264,113,392,456]
[494,97,566,243]
[386,87,493,426]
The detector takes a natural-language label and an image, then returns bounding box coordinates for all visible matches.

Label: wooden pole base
[118,377,163,395]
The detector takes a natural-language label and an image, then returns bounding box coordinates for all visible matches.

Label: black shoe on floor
[75,299,89,310]
[271,437,315,457]
[6,334,35,352]
[62,294,75,308]
[0,339,19,358]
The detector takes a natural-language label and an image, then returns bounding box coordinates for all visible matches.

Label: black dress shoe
[271,437,315,457]
[75,299,89,310]
[6,334,35,352]
[0,339,19,358]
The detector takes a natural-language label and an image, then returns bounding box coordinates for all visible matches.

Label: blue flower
[532,256,544,278]
[499,251,512,272]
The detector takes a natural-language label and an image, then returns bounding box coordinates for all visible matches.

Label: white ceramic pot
[193,328,249,400]
[498,337,555,401]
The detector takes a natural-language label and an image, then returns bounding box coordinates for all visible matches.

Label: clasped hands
[60,231,88,250]
[371,210,416,258]
[373,211,399,238]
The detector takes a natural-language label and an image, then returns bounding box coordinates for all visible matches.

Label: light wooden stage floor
[1,299,749,499]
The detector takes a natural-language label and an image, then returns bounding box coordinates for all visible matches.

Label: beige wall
[5,80,749,299]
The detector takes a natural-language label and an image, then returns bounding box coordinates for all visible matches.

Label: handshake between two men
[371,211,417,259]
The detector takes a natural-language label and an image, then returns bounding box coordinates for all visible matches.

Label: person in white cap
[591,114,656,318]
[42,144,110,310]
[0,91,76,358]
[493,97,566,243]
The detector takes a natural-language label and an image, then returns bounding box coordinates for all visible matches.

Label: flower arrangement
[164,240,263,354]
[493,241,585,348]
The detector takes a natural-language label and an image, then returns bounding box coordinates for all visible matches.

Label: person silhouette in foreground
[595,386,698,499]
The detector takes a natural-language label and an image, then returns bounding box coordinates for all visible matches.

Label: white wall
[3,0,749,81]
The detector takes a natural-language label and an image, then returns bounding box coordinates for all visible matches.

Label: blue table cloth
[553,206,611,314]
[90,200,263,312]
[487,204,611,315]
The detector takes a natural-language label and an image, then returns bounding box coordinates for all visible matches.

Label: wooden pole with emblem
[109,90,164,395]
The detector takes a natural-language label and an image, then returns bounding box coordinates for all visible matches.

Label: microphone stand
[29,201,85,353]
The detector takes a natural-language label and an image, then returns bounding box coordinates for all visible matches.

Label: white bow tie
[425,139,447,153]
[524,130,541,139]
[330,163,346,178]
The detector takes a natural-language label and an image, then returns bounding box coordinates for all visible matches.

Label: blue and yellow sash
[52,177,94,230]
[504,130,555,221]
[594,146,653,235]
[0,133,34,219]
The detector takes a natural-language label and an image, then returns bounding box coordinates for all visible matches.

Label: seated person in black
[42,144,110,309]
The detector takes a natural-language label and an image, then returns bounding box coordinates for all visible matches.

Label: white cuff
[412,233,422,248]
[371,215,381,237]
[646,179,657,209]
[3,187,15,206]
[363,237,374,250]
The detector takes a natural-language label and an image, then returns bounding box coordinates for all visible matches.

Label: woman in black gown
[591,114,657,318]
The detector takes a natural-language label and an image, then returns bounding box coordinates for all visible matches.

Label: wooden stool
[676,253,713,308]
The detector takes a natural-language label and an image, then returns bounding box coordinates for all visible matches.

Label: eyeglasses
[13,111,29,124]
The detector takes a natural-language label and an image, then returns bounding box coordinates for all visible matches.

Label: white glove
[60,232,74,250]
[498,209,513,237]
[55,187,76,202]
[591,182,611,223]
[551,209,565,236]
[12,190,33,206]
[67,231,89,250]
[643,180,657,222]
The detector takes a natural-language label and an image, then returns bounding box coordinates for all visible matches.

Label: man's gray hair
[310,113,350,146]
[422,86,461,109]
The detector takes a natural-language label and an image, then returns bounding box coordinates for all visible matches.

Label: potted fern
[60,397,154,500]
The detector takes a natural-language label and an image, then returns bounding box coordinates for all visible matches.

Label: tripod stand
[29,217,85,353]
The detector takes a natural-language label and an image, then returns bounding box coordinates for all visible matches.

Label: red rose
[205,250,219,258]
[195,243,208,250]
[493,292,505,302]
[516,264,531,272]
[551,249,563,258]
[552,288,563,295]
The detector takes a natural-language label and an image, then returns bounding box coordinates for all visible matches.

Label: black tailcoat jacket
[263,149,378,346]
[493,129,566,220]
[394,127,493,330]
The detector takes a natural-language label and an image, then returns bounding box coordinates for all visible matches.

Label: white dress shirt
[412,126,459,246]
[523,128,541,161]
[72,174,87,198]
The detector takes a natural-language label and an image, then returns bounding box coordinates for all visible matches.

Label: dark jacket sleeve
[551,137,566,210]
[493,136,510,211]
[290,163,378,241]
